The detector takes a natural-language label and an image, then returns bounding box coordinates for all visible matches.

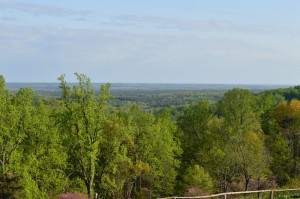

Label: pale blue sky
[0,0,299,84]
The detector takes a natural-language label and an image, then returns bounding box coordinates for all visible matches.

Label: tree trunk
[86,178,93,199]
[89,180,94,199]
[88,150,96,199]
[126,181,135,199]
[222,173,228,192]
[87,184,91,199]
[245,178,250,191]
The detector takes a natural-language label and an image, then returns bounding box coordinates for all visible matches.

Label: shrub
[182,165,214,194]
[59,192,87,199]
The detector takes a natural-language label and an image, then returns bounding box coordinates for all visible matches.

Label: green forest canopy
[1,74,300,199]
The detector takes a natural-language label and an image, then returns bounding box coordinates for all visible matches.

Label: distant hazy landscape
[6,83,292,93]
[6,83,293,110]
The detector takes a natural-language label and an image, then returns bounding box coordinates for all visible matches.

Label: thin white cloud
[111,15,298,35]
[0,1,91,17]
[1,23,299,83]
[1,24,298,67]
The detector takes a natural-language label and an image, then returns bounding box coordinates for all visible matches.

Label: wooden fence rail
[159,188,300,199]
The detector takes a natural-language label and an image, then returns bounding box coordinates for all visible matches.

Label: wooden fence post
[269,190,273,199]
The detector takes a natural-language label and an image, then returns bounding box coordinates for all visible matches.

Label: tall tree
[94,114,133,199]
[18,101,67,198]
[0,76,24,198]
[218,88,270,191]
[0,76,20,176]
[122,106,181,198]
[177,101,213,164]
[57,73,111,199]
[273,100,300,178]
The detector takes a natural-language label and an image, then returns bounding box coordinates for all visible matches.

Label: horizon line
[5,82,296,86]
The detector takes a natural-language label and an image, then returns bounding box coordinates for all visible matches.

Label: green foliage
[182,165,214,193]
[57,73,111,198]
[218,88,255,136]
[0,76,67,198]
[95,114,133,198]
[121,106,182,197]
[177,101,214,167]
[111,90,224,110]
[276,194,300,199]
[267,86,300,102]
[20,168,48,199]
[3,73,300,198]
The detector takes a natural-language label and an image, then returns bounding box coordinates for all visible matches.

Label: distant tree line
[111,91,224,110]
[1,74,300,198]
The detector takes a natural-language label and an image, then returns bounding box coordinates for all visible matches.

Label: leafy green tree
[177,101,214,165]
[272,100,300,180]
[122,106,181,198]
[0,76,20,176]
[235,131,270,191]
[94,114,133,198]
[0,76,23,198]
[182,165,214,193]
[218,88,255,137]
[0,76,67,198]
[0,78,64,198]
[218,88,270,191]
[267,132,291,185]
[18,101,67,198]
[153,109,182,195]
[57,73,111,199]
[198,115,244,192]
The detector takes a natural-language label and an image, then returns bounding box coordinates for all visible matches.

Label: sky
[0,0,299,84]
